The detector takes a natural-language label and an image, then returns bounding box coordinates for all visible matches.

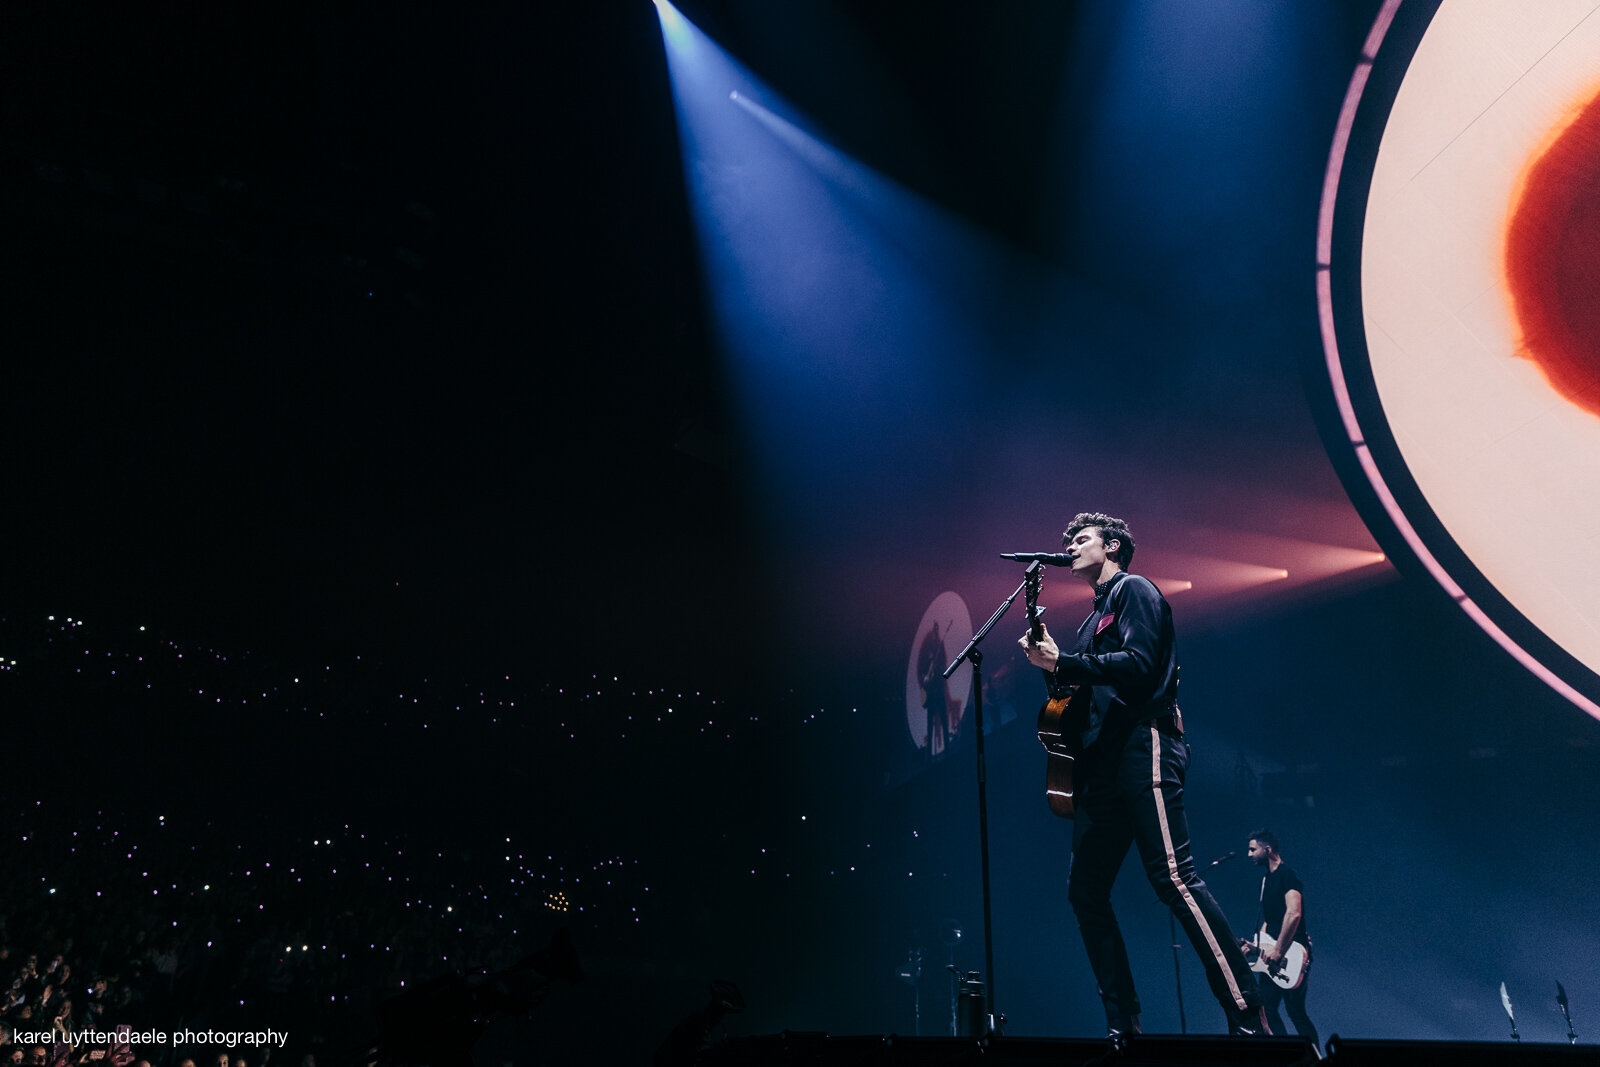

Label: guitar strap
[1067,611,1102,745]
[1071,608,1098,655]
[1256,874,1267,948]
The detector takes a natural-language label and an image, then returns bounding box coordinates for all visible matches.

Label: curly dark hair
[1063,512,1135,568]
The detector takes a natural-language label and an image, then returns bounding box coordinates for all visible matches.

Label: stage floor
[695,1031,1591,1066]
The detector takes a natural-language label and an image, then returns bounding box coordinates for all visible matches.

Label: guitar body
[1243,931,1309,990]
[1036,694,1079,818]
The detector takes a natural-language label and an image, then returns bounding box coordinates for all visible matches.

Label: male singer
[1020,512,1266,1038]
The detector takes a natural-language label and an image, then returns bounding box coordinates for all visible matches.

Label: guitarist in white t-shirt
[1245,830,1318,1047]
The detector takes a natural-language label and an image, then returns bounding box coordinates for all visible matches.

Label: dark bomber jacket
[1048,571,1179,750]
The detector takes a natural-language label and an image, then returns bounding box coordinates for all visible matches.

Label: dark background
[2,1,1596,1061]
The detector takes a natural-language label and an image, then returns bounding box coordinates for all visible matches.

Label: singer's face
[1063,527,1114,577]
[1247,840,1271,865]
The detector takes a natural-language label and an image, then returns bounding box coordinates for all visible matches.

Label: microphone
[1152,850,1235,906]
[1001,552,1077,566]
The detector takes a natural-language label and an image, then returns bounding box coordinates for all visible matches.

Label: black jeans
[1258,971,1318,1046]
[1068,719,1259,1030]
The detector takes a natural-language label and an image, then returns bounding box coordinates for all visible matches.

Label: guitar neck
[1022,561,1054,687]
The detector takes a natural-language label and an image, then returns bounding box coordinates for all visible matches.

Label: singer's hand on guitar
[1019,623,1061,671]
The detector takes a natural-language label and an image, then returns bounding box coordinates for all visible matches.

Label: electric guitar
[1026,564,1079,819]
[1240,930,1310,990]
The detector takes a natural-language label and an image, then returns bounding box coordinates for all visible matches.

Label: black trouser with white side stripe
[1067,718,1259,1031]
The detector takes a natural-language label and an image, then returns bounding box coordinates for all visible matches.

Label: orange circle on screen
[1505,86,1600,418]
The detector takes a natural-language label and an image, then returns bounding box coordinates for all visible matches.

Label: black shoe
[1229,1005,1272,1036]
[1084,1031,1131,1066]
[1082,1011,1138,1067]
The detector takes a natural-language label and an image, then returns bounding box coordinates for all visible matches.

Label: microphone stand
[1154,851,1235,1034]
[942,570,1033,1033]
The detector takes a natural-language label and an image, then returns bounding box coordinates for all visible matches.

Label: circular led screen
[1319,0,1600,719]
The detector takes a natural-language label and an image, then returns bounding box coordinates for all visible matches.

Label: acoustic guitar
[1025,564,1079,818]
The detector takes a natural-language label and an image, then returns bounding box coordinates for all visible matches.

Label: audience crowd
[0,613,756,1064]
[0,805,536,1067]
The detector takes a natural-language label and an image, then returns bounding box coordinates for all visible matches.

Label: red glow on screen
[1505,86,1600,417]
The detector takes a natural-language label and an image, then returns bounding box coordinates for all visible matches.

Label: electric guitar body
[1241,930,1310,990]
